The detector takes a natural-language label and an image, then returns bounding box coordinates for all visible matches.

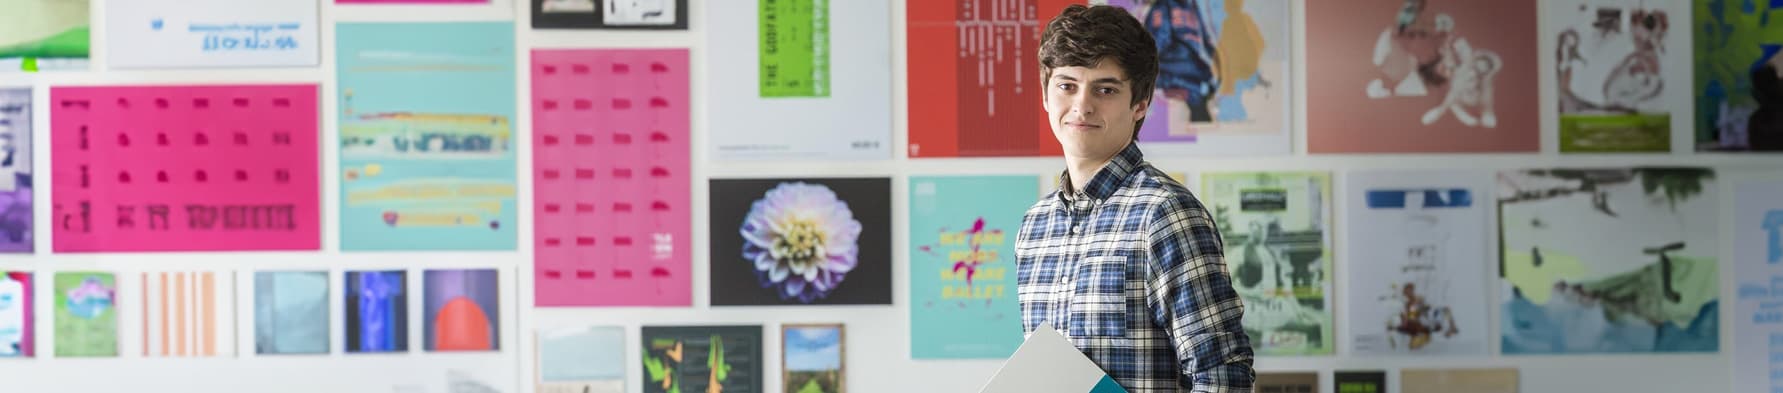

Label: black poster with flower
[709,177,892,306]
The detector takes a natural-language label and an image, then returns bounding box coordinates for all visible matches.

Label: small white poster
[106,0,320,69]
[1734,180,1783,393]
[1343,170,1491,356]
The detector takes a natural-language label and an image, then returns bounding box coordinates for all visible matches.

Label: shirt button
[1071,225,1081,234]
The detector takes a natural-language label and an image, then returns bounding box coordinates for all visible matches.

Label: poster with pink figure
[1306,0,1540,153]
[50,85,320,252]
[531,49,691,307]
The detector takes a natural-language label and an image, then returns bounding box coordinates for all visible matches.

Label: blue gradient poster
[337,22,517,251]
[907,175,1032,359]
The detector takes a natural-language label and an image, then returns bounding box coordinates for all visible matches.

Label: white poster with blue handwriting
[1735,180,1783,393]
[105,0,319,69]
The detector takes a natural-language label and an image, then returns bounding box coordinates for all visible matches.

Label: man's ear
[1132,97,1151,122]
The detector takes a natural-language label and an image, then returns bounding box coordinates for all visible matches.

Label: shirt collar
[1057,142,1145,204]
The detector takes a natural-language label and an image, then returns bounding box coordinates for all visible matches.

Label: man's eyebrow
[1087,77,1128,86]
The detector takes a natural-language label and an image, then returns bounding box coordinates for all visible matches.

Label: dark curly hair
[1039,4,1159,134]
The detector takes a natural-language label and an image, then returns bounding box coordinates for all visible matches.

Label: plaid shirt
[1016,143,1255,392]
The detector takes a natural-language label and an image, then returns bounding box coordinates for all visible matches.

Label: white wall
[0,1,1771,392]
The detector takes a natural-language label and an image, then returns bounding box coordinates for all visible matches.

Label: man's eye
[1057,83,1075,91]
[1097,88,1117,95]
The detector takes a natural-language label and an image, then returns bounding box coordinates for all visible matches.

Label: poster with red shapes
[50,85,320,252]
[907,0,1078,158]
[531,49,691,307]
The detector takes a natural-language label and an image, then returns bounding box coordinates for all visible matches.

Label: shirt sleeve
[1144,199,1255,393]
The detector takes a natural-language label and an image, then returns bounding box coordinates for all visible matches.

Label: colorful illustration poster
[54,271,116,357]
[537,326,626,393]
[345,270,407,353]
[709,178,892,306]
[908,175,1029,359]
[254,271,329,355]
[782,324,843,393]
[708,0,889,160]
[0,0,88,72]
[907,0,1074,157]
[105,0,319,69]
[533,0,687,29]
[51,85,321,252]
[1695,0,1783,151]
[641,325,762,393]
[1498,167,1719,354]
[1733,180,1783,393]
[1550,0,1686,153]
[532,49,691,307]
[1093,0,1293,156]
[1306,0,1540,153]
[1202,171,1333,355]
[338,22,517,251]
[0,88,31,252]
[1344,170,1490,356]
[1402,368,1518,393]
[0,271,29,357]
[141,270,236,357]
[423,269,499,352]
[1257,372,1318,393]
[1335,371,1386,393]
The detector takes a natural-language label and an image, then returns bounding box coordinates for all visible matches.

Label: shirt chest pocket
[1067,255,1130,338]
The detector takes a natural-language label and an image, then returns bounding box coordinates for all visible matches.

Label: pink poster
[51,85,320,252]
[531,49,690,307]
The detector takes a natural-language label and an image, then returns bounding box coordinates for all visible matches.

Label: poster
[537,326,625,393]
[708,0,889,160]
[1695,0,1783,151]
[908,175,1029,359]
[782,324,844,393]
[1335,371,1387,393]
[141,270,236,357]
[0,88,31,252]
[1498,167,1719,354]
[1549,0,1686,153]
[1092,0,1293,156]
[1201,171,1333,355]
[51,85,321,252]
[54,271,116,357]
[1733,180,1783,393]
[532,49,691,307]
[338,22,517,251]
[105,0,320,69]
[533,0,687,29]
[1306,0,1540,153]
[1402,368,1518,393]
[1343,170,1490,356]
[907,0,1075,157]
[0,271,29,357]
[0,0,88,71]
[709,178,891,306]
[1256,372,1318,393]
[255,271,329,355]
[641,325,762,393]
[339,0,484,3]
[423,269,499,352]
[345,270,407,353]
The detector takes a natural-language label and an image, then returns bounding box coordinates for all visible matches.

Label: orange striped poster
[141,271,236,357]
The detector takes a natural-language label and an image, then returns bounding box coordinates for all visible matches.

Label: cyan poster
[337,22,517,251]
[908,175,1032,359]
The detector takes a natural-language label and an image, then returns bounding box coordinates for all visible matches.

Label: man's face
[1044,59,1147,161]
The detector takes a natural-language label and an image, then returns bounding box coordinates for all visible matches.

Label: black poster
[642,325,762,393]
[709,177,892,306]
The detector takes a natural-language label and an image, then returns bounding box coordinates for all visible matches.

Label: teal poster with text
[908,175,1033,359]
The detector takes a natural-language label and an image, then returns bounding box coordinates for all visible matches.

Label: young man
[1016,5,1255,392]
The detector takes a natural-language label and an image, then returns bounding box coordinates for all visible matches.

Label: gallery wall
[0,0,1778,392]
